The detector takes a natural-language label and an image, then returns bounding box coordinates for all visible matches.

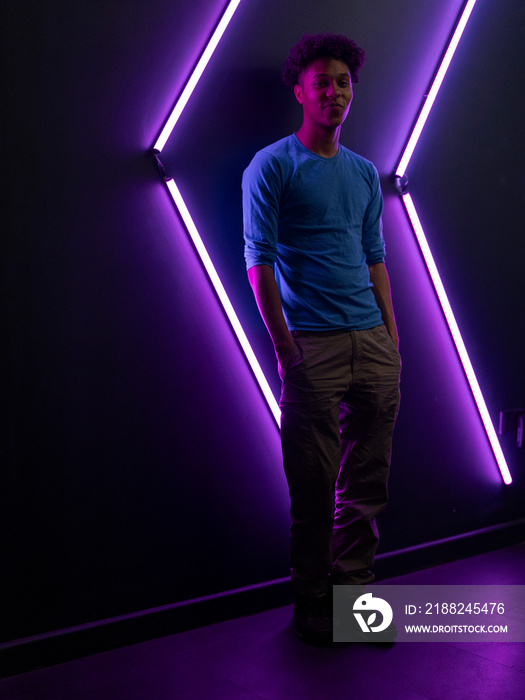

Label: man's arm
[368,262,399,350]
[247,264,296,368]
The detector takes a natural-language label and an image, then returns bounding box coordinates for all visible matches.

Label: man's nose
[327,82,341,97]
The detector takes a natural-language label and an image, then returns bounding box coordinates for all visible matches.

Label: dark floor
[2,543,525,700]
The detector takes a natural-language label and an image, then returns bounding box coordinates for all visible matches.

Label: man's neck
[295,123,341,158]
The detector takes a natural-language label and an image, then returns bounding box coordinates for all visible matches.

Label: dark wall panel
[408,0,525,414]
[2,0,524,644]
[2,0,289,642]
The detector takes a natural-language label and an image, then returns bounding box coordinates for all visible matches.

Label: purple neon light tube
[153,0,280,426]
[395,0,512,484]
[152,0,512,483]
[154,0,243,153]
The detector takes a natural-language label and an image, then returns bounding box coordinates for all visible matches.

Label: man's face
[294,57,353,131]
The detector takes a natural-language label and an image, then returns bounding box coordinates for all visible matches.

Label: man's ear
[294,83,303,104]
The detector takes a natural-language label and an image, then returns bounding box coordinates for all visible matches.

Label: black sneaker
[293,593,333,645]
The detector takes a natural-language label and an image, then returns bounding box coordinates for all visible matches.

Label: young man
[243,34,401,644]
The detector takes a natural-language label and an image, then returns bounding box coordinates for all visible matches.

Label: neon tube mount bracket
[394,173,409,196]
[153,150,168,182]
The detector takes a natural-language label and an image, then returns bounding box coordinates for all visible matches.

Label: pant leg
[279,333,352,597]
[332,324,401,582]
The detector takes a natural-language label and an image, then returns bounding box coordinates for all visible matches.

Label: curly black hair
[282,33,366,88]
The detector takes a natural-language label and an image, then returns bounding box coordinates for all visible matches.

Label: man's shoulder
[251,135,295,163]
[243,135,296,185]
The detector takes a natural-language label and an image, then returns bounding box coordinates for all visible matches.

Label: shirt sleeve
[242,150,283,271]
[362,164,386,265]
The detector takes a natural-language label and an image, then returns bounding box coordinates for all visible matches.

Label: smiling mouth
[324,103,344,109]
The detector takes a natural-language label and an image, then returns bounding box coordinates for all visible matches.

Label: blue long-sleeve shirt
[242,134,385,331]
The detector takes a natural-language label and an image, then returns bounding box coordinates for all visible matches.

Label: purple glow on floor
[394,0,511,484]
